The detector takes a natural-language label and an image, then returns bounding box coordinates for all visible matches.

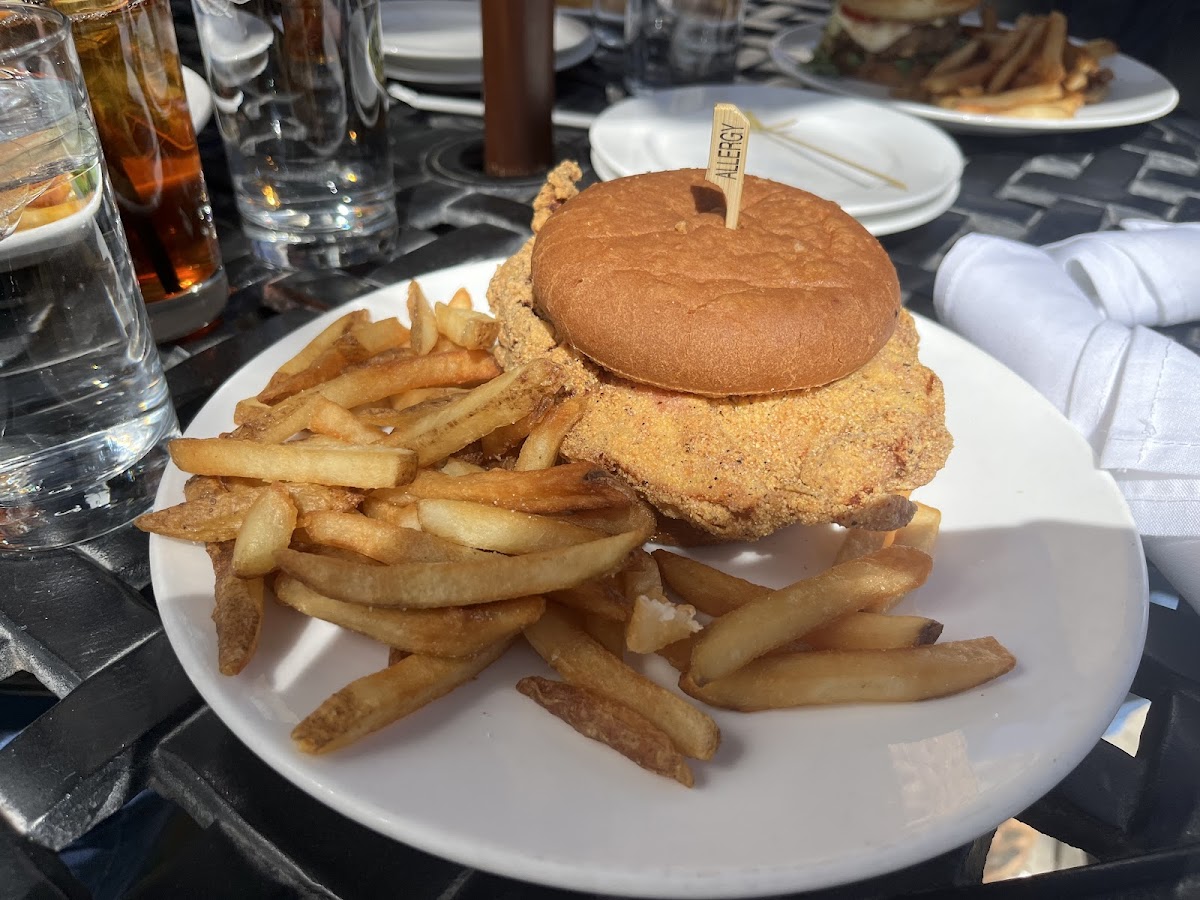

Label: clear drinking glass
[625,0,746,93]
[191,0,399,269]
[0,2,179,550]
[43,0,228,342]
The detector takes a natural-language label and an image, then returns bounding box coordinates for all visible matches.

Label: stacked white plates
[589,85,964,237]
[379,1,597,87]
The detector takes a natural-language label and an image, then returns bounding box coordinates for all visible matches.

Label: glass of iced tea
[38,0,227,342]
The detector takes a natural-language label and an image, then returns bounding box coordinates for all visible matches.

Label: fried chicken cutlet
[487,165,953,541]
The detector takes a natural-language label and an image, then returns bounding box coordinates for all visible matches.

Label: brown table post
[480,0,555,177]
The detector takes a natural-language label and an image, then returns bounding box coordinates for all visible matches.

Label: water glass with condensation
[190,0,399,269]
[0,2,179,551]
[625,0,746,93]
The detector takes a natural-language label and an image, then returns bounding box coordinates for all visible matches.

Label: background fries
[143,279,1016,786]
[906,7,1117,118]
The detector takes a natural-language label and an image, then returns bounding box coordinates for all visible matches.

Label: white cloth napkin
[934,221,1200,611]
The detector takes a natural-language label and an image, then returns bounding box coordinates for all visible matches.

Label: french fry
[232,484,297,577]
[135,490,261,542]
[479,414,534,458]
[987,16,1047,93]
[390,386,468,412]
[315,349,500,409]
[582,613,626,657]
[515,395,587,471]
[802,613,943,651]
[688,546,933,686]
[1037,11,1068,84]
[679,638,1017,710]
[833,528,895,565]
[928,36,981,77]
[205,541,264,676]
[416,499,603,554]
[653,549,764,617]
[921,58,996,95]
[300,510,488,562]
[381,462,632,514]
[892,502,941,554]
[385,359,565,465]
[548,578,630,622]
[275,527,650,608]
[269,310,369,383]
[306,396,386,445]
[234,397,271,424]
[407,281,439,356]
[169,439,417,490]
[980,2,998,33]
[448,287,473,310]
[275,575,544,657]
[524,606,720,760]
[434,302,500,350]
[517,676,693,786]
[292,639,511,753]
[258,318,411,404]
[361,497,423,530]
[1081,37,1118,61]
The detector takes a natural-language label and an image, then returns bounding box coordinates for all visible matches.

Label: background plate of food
[769,3,1179,135]
[147,240,1148,895]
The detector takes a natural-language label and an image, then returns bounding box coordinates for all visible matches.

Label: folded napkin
[934,221,1200,611]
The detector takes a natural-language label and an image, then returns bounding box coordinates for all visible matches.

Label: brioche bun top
[529,169,901,396]
[839,0,980,23]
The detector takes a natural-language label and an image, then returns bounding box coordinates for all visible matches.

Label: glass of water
[191,0,399,269]
[625,0,746,93]
[0,2,179,550]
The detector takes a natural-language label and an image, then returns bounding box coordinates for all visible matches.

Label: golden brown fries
[680,638,1017,710]
[385,359,565,465]
[154,280,1016,777]
[276,527,650,608]
[383,463,633,514]
[909,8,1116,118]
[169,439,417,490]
[206,541,265,676]
[275,575,543,657]
[434,302,500,350]
[416,499,603,553]
[525,606,721,760]
[515,395,587,471]
[517,676,693,786]
[299,510,487,562]
[292,639,511,754]
[689,546,933,686]
[547,579,630,622]
[407,281,439,356]
[232,484,297,577]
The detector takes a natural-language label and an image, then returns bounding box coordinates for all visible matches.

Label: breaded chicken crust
[487,239,953,541]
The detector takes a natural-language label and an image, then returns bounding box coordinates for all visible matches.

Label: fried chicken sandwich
[487,162,952,541]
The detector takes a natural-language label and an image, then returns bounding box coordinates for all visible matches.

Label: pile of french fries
[139,281,1015,788]
[906,7,1117,118]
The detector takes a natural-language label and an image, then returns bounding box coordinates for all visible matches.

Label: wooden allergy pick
[704,102,750,230]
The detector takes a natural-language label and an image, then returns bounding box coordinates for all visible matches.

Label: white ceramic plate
[379,1,596,85]
[182,66,212,133]
[770,23,1179,136]
[589,85,963,218]
[150,258,1148,899]
[589,149,960,237]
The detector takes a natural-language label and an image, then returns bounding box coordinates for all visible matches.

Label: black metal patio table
[3,2,1200,897]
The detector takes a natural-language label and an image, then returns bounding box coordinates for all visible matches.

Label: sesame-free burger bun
[839,0,980,23]
[530,169,900,397]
